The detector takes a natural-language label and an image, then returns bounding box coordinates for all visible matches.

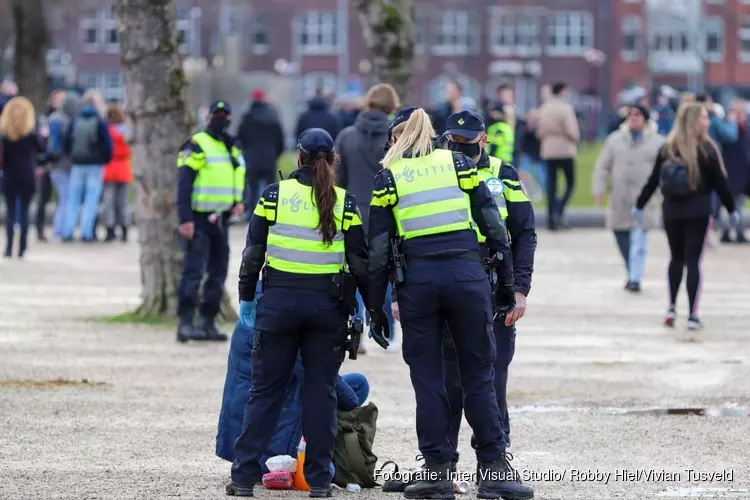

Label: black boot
[105,227,117,242]
[225,480,254,496]
[720,230,732,243]
[197,315,228,341]
[477,454,534,500]
[309,485,332,498]
[120,225,128,242]
[404,461,454,500]
[176,317,199,343]
[737,231,748,244]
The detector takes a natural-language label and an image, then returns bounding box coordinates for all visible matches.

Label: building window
[79,71,100,91]
[80,9,100,53]
[250,13,269,54]
[705,17,724,62]
[176,6,196,55]
[739,18,750,61]
[219,4,246,35]
[621,15,642,61]
[102,7,119,53]
[414,15,426,54]
[489,9,541,57]
[301,72,341,100]
[546,11,594,56]
[433,10,477,56]
[103,71,124,102]
[299,11,339,55]
[650,20,691,55]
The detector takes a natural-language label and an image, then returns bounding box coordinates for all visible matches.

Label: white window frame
[432,10,478,56]
[102,7,119,54]
[103,71,124,102]
[80,9,100,53]
[176,6,194,55]
[219,4,246,36]
[621,15,642,61]
[545,11,594,56]
[79,70,101,92]
[704,17,724,63]
[250,12,270,55]
[739,17,750,62]
[489,7,541,57]
[299,11,339,55]
[650,19,691,56]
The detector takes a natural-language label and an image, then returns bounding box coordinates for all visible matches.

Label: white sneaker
[687,317,703,331]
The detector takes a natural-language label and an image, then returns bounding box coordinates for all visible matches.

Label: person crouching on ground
[593,104,665,292]
[102,103,132,242]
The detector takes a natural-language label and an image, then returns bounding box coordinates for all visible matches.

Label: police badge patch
[485,177,504,195]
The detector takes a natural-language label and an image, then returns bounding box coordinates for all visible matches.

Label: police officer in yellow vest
[486,102,515,164]
[368,107,520,500]
[176,100,246,343]
[441,110,537,500]
[228,128,369,498]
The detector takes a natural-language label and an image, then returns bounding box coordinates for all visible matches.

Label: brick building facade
[4,0,750,110]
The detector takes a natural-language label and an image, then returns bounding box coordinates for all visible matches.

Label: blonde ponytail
[382,108,435,168]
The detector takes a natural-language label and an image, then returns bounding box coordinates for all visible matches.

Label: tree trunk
[10,0,48,111]
[354,0,415,103]
[114,0,237,323]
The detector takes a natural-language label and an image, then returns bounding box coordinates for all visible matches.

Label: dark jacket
[63,105,113,166]
[721,121,750,195]
[295,97,341,141]
[636,140,736,220]
[335,110,390,232]
[520,123,542,161]
[338,108,360,130]
[237,101,285,176]
[1,132,46,198]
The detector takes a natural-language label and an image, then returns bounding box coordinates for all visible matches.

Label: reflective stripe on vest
[189,132,236,213]
[475,156,509,244]
[390,149,473,240]
[266,179,347,274]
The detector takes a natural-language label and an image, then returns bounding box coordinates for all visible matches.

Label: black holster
[331,272,358,314]
[389,238,407,285]
[345,317,364,360]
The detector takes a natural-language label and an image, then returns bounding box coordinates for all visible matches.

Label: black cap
[630,104,651,121]
[389,106,418,135]
[445,110,485,140]
[209,100,232,114]
[297,128,334,155]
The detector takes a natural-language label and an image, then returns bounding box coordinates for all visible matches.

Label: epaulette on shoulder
[344,192,357,210]
[266,183,279,201]
[451,151,467,170]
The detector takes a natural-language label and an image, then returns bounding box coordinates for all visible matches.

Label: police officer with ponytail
[368,107,525,500]
[227,128,369,498]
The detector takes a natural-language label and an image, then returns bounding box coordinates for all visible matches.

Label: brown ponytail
[303,152,338,245]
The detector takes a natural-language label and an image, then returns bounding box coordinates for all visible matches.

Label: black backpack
[660,161,692,198]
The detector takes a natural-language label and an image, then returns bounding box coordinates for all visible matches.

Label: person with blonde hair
[634,103,739,330]
[61,89,112,241]
[368,107,531,499]
[0,96,46,258]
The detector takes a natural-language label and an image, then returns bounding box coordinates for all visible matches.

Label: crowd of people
[0,82,132,258]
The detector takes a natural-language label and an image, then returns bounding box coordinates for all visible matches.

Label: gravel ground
[1,229,749,500]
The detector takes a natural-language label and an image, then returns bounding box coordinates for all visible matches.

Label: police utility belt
[261,267,357,311]
[389,239,482,285]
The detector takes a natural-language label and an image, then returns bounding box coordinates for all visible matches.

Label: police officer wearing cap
[176,100,246,343]
[485,102,516,164]
[368,107,518,500]
[227,128,369,498]
[440,110,536,500]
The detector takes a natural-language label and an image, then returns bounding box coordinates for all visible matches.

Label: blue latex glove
[631,207,644,225]
[239,300,257,329]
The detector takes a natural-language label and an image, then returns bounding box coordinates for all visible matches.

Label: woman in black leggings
[635,103,738,330]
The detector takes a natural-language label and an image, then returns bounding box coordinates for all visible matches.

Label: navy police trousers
[177,215,230,319]
[398,257,505,464]
[231,286,348,487]
[444,319,516,458]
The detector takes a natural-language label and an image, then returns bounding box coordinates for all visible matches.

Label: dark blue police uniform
[228,129,369,498]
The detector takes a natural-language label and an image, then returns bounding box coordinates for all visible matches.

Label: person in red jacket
[102,104,132,242]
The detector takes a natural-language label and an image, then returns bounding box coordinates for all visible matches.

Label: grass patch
[0,378,107,389]
[277,142,604,208]
[93,312,177,327]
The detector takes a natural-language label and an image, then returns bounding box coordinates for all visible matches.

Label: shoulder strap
[343,432,380,488]
[264,182,280,224]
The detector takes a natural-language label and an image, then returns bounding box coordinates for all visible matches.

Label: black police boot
[105,227,117,242]
[120,225,128,243]
[404,460,454,500]
[309,485,333,498]
[225,480,254,496]
[197,315,228,342]
[477,453,534,500]
[176,317,199,343]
